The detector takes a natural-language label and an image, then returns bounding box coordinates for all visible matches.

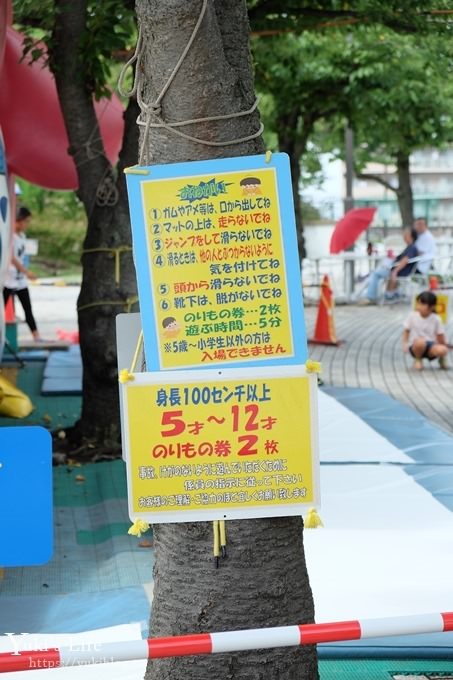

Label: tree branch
[248,2,452,34]
[248,3,360,22]
[249,2,453,22]
[251,18,360,36]
[356,172,397,193]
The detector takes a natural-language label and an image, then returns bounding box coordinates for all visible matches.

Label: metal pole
[344,126,354,215]
[2,612,453,672]
[344,125,355,300]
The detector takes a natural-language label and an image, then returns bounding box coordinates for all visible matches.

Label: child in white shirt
[402,291,448,371]
[3,206,41,341]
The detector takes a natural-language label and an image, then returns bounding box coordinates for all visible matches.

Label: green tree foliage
[303,28,453,224]
[254,17,453,227]
[16,180,85,275]
[14,0,135,98]
[313,27,453,157]
[13,0,453,248]
[349,32,453,223]
[253,30,353,252]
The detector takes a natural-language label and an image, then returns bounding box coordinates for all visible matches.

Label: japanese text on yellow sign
[124,373,319,522]
[141,168,293,369]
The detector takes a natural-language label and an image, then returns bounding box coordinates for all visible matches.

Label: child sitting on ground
[402,291,448,371]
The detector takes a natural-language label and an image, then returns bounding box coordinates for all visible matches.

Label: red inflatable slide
[0,0,124,190]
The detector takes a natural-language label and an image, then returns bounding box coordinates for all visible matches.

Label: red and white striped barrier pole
[1,612,453,673]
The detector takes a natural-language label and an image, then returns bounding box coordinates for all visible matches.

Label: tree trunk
[396,151,414,227]
[150,518,318,680]
[357,150,414,228]
[136,1,318,678]
[277,108,308,262]
[51,0,139,446]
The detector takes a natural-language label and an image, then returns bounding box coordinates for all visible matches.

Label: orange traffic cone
[309,275,341,346]
[5,296,15,323]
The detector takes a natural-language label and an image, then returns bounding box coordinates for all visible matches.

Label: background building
[353,148,453,228]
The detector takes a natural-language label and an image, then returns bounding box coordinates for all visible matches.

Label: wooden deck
[305,304,453,434]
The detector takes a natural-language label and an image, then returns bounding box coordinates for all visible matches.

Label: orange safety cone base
[308,337,342,346]
[5,296,15,324]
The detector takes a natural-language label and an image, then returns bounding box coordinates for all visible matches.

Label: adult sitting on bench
[413,216,436,276]
[359,227,418,305]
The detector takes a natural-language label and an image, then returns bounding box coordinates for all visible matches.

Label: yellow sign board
[435,293,449,325]
[122,367,319,523]
[140,167,293,369]
[125,154,309,371]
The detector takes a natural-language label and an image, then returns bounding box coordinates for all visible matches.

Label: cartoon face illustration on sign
[162,317,181,339]
[240,177,262,196]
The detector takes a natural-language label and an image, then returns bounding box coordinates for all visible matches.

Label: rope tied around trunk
[70,99,120,209]
[77,246,136,313]
[118,0,263,165]
[77,295,138,314]
[82,245,133,285]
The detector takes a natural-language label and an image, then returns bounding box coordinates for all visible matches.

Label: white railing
[302,239,453,304]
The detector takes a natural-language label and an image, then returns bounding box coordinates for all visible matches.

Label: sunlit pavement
[19,282,79,341]
[305,303,453,435]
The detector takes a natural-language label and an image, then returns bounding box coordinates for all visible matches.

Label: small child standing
[402,291,448,371]
[3,206,41,342]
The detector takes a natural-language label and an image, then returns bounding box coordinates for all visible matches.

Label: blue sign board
[0,427,53,566]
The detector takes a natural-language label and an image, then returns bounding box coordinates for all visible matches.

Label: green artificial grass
[319,659,453,679]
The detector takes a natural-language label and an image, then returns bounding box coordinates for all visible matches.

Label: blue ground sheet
[0,460,151,635]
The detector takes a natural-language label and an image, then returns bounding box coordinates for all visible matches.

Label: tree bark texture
[136,1,318,678]
[150,518,318,680]
[396,151,414,227]
[51,0,139,444]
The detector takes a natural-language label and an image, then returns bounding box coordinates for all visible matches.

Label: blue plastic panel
[0,427,53,566]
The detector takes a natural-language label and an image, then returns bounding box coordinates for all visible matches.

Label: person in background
[385,228,420,299]
[359,227,418,304]
[413,217,436,274]
[402,290,448,371]
[3,206,42,341]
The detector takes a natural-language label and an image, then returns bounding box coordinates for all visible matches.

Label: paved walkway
[305,303,453,435]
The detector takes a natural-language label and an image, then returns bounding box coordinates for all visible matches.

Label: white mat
[309,391,453,623]
[305,464,453,622]
[318,390,412,463]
